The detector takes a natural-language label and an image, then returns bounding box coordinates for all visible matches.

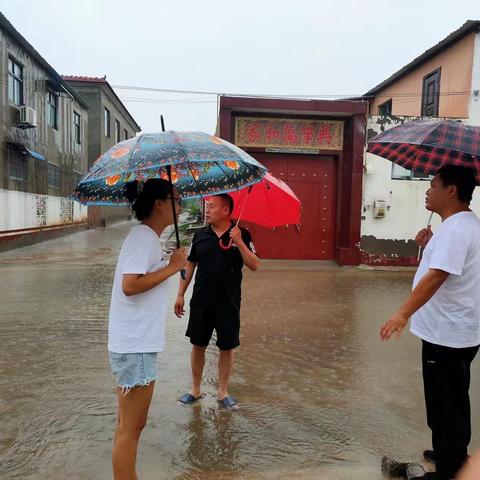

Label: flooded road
[1,222,480,479]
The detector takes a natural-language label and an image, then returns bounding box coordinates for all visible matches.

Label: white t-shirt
[108,225,173,353]
[410,211,480,348]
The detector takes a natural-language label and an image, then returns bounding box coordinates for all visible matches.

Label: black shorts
[186,303,240,350]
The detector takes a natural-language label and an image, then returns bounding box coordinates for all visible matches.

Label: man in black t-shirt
[175,194,259,409]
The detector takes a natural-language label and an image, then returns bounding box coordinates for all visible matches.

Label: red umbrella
[208,172,301,249]
[230,172,301,227]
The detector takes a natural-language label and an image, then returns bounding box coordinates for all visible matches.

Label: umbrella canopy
[72,131,267,205]
[367,119,480,184]
[226,173,301,228]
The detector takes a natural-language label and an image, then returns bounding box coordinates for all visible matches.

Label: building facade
[0,13,89,249]
[361,20,480,265]
[63,76,141,226]
[218,96,367,265]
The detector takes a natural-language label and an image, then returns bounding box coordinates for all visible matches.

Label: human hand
[380,312,409,340]
[229,226,244,246]
[174,294,185,318]
[169,247,187,272]
[415,226,433,247]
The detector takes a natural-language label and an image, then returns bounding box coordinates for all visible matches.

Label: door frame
[218,96,366,265]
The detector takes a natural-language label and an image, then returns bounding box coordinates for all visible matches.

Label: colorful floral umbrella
[72,131,267,205]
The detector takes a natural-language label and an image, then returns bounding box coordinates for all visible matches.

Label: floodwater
[1,222,479,480]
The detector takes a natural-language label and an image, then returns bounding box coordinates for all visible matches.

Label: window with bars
[74,111,81,144]
[8,56,24,106]
[8,148,28,180]
[47,91,58,129]
[104,108,111,137]
[124,129,129,140]
[48,163,60,188]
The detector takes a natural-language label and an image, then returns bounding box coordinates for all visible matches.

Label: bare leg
[218,349,235,400]
[191,345,207,398]
[112,382,155,480]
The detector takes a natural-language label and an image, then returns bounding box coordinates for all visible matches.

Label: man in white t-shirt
[380,165,480,480]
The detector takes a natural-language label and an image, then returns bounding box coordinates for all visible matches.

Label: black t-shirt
[188,224,255,310]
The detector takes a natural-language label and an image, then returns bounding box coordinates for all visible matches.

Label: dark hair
[436,165,476,204]
[125,178,171,220]
[216,193,234,214]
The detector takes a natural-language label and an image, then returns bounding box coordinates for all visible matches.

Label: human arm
[457,450,480,480]
[230,226,260,271]
[174,261,197,318]
[380,268,449,340]
[122,247,187,296]
[415,225,433,247]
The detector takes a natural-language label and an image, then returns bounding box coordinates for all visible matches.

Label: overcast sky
[2,0,479,134]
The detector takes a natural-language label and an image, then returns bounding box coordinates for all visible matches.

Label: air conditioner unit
[18,106,37,129]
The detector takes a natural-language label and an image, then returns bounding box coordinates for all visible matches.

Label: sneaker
[406,464,426,480]
[406,465,439,480]
[381,456,409,477]
[423,450,436,464]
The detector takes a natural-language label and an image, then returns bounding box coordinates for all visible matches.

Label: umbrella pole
[162,115,186,279]
[417,211,434,261]
[235,185,253,227]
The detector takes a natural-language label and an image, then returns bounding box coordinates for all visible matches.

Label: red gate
[245,154,337,260]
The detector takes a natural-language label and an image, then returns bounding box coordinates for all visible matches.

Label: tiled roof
[62,75,141,131]
[62,76,107,84]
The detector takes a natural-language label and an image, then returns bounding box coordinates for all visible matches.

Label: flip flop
[218,395,238,410]
[178,393,202,405]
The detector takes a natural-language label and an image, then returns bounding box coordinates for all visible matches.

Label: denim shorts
[109,352,158,392]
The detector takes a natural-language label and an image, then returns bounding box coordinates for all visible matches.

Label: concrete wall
[0,26,88,235]
[0,188,87,231]
[467,32,480,125]
[369,33,475,118]
[362,115,480,265]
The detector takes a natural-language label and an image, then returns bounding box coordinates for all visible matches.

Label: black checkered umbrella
[367,119,480,185]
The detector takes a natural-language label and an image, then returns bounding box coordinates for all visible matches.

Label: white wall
[0,188,87,231]
[467,31,480,125]
[362,116,480,243]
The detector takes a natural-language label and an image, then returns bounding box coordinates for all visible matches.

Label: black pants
[422,340,479,480]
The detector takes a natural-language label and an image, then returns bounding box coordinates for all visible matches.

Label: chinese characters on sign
[235,117,344,152]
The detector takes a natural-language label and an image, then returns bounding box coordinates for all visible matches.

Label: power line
[0,74,476,101]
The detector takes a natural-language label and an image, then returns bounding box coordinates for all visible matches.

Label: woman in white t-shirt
[108,178,187,480]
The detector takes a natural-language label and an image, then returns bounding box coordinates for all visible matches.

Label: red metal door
[245,154,337,260]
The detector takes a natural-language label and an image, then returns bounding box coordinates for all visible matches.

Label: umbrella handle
[219,238,233,250]
[218,185,253,250]
[417,211,434,262]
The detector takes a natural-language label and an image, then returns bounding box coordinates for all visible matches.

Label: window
[73,112,81,144]
[8,56,24,106]
[104,108,111,137]
[124,129,129,140]
[47,91,58,129]
[8,148,27,180]
[115,119,121,143]
[378,99,392,116]
[392,163,432,180]
[422,68,441,117]
[48,163,60,188]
